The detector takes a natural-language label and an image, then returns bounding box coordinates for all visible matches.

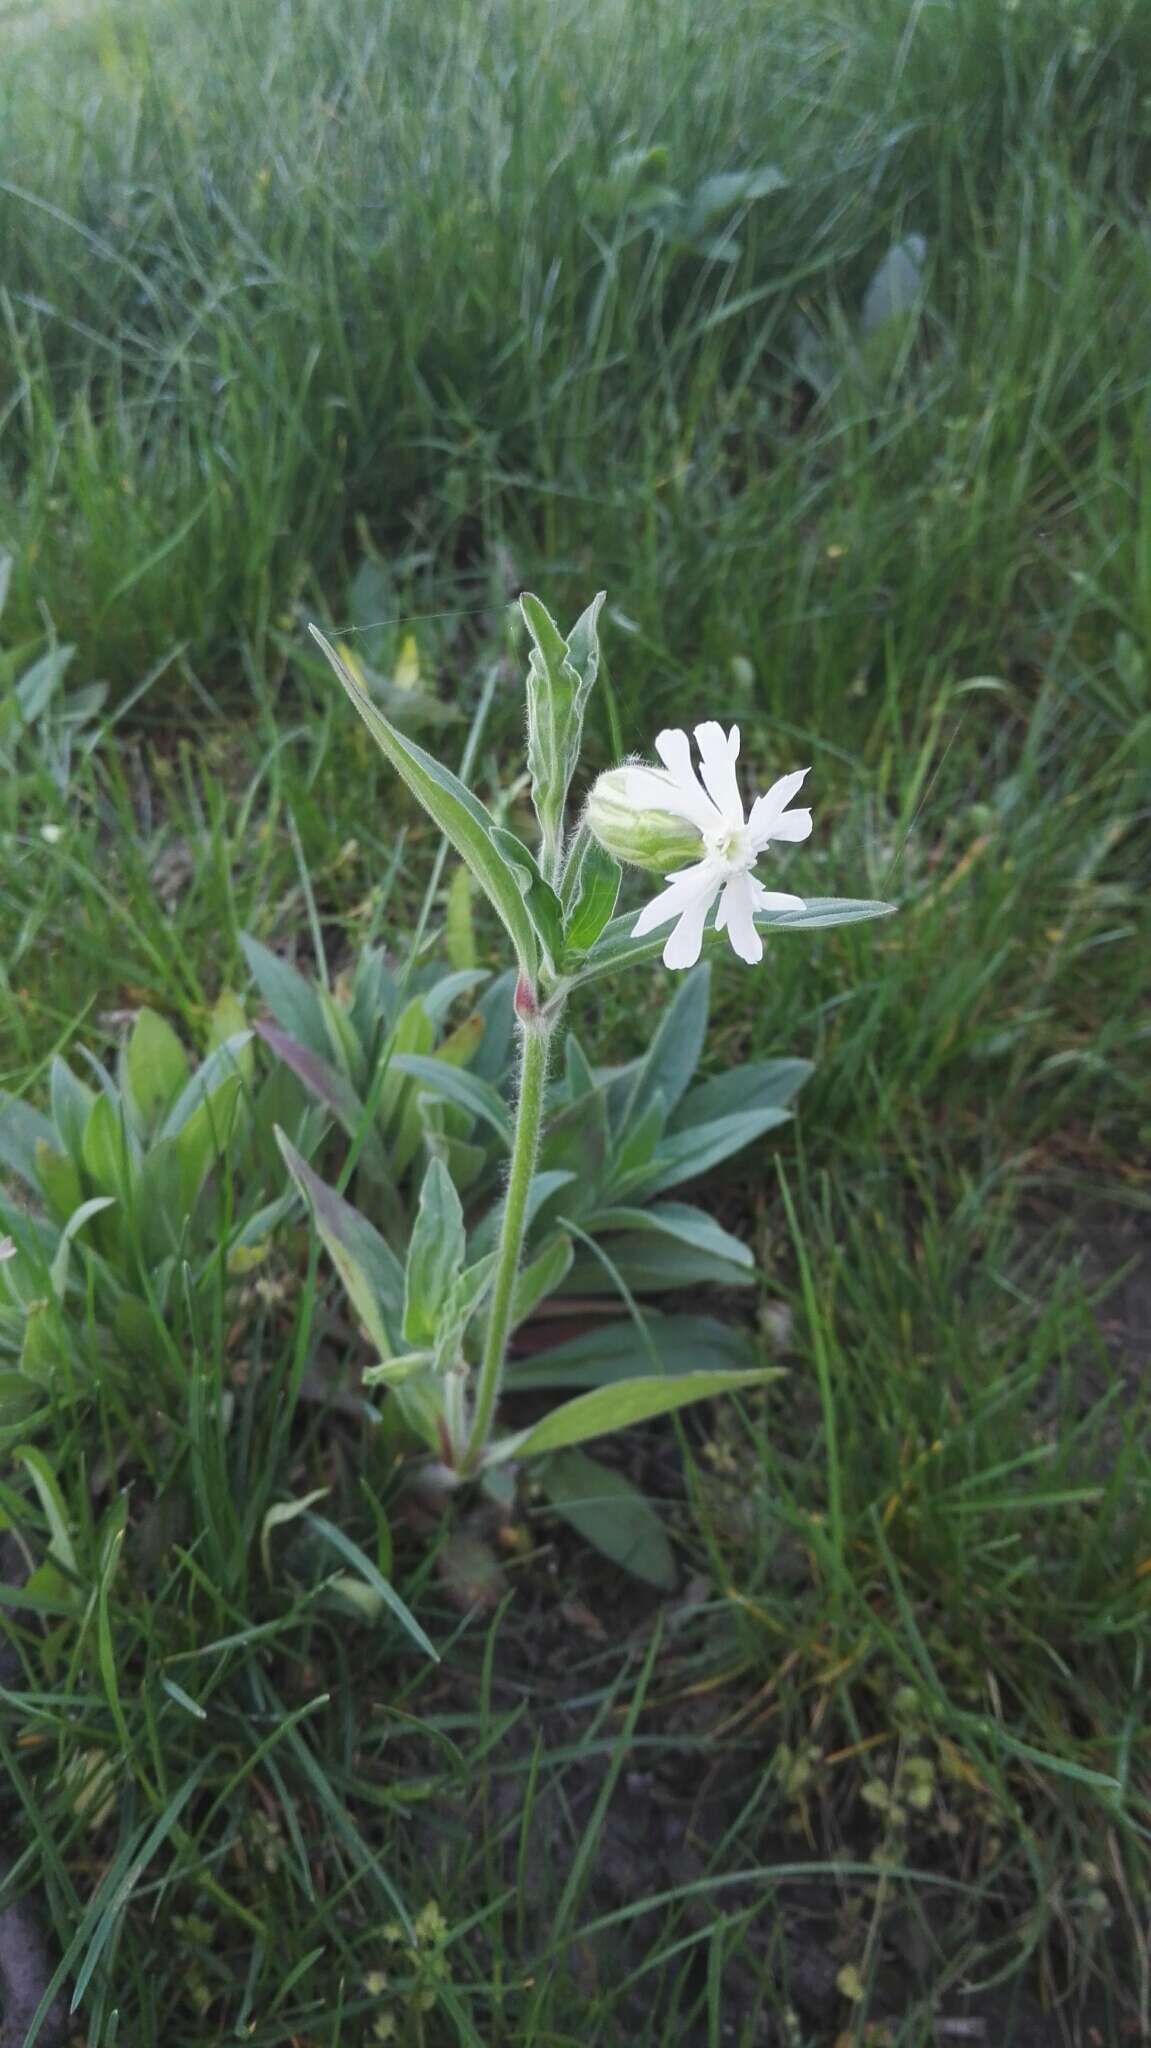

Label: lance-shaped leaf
[633,1104,792,1197]
[520,591,605,870]
[570,897,896,985]
[277,1130,404,1357]
[505,1311,758,1389]
[403,1157,466,1347]
[672,1057,811,1130]
[255,1020,390,1181]
[484,1367,776,1464]
[539,1448,676,1590]
[574,1201,756,1291]
[0,1095,58,1190]
[621,964,709,1123]
[388,1054,512,1147]
[508,1232,573,1329]
[122,1008,190,1131]
[490,827,565,974]
[310,625,540,973]
[561,834,622,957]
[242,932,338,1058]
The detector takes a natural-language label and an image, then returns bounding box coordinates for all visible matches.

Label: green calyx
[584,767,702,874]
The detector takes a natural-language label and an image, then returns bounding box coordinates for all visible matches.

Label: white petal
[693,721,743,821]
[624,764,714,831]
[748,768,810,848]
[632,858,720,938]
[749,878,805,914]
[762,806,812,844]
[652,728,720,829]
[620,765,677,804]
[663,891,714,970]
[718,874,763,964]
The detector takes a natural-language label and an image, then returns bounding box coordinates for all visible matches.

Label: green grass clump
[2,0,1150,2040]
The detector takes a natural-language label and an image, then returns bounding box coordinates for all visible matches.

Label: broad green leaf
[770,898,898,931]
[470,972,517,1084]
[604,1091,667,1196]
[418,968,490,1028]
[509,1232,573,1330]
[572,897,896,985]
[173,1073,245,1211]
[34,1141,83,1226]
[377,995,436,1170]
[15,1444,77,1573]
[134,1137,189,1264]
[159,1032,254,1140]
[672,1057,812,1131]
[636,1105,792,1196]
[624,964,709,1123]
[539,1081,610,1195]
[207,989,250,1057]
[564,590,607,697]
[81,1092,134,1195]
[562,1031,598,1104]
[256,1021,389,1181]
[49,1058,96,1164]
[417,1103,487,1194]
[490,827,565,974]
[122,1008,190,1130]
[434,1010,485,1071]
[562,837,622,956]
[49,1196,116,1300]
[12,643,73,724]
[540,1448,676,1590]
[19,1300,74,1387]
[486,1367,775,1463]
[392,1366,447,1452]
[521,590,605,868]
[565,1237,756,1294]
[505,1311,758,1389]
[434,1253,498,1365]
[584,1201,754,1284]
[362,1350,433,1388]
[403,1157,466,1347]
[277,1132,404,1356]
[319,985,366,1092]
[311,626,540,973]
[350,946,400,1044]
[389,1054,512,1147]
[446,863,478,970]
[0,1094,58,1189]
[240,933,329,1058]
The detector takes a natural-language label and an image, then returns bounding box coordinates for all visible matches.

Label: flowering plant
[299,595,892,1521]
[589,723,812,967]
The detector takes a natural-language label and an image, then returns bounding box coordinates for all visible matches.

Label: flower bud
[584,767,702,874]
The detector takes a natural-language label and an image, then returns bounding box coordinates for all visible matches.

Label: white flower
[622,723,812,969]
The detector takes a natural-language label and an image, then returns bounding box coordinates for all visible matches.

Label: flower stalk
[460,1001,558,1472]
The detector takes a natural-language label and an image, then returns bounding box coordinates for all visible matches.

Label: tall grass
[1,0,1149,718]
[2,0,1150,2039]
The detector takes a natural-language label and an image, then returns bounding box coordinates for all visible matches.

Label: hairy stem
[462,1012,553,1470]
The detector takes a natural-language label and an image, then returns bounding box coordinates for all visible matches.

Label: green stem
[462,1009,554,1471]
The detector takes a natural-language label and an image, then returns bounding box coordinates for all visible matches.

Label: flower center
[703,820,757,872]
